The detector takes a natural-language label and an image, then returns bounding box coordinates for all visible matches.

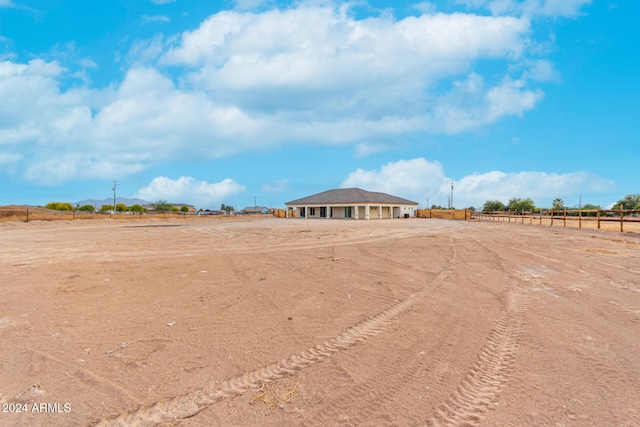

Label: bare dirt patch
[1,217,639,426]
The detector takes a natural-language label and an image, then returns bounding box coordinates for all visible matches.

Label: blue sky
[0,0,637,210]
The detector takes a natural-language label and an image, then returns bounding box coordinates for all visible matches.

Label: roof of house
[241,206,269,212]
[285,188,418,206]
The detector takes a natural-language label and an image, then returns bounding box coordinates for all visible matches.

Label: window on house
[344,206,352,218]
[320,207,327,218]
[309,207,316,216]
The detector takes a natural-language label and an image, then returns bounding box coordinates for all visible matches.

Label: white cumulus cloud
[455,170,614,207]
[456,0,592,18]
[342,158,615,209]
[134,176,246,207]
[0,3,560,183]
[141,15,171,23]
[342,158,446,203]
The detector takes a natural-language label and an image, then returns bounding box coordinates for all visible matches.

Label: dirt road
[1,217,639,426]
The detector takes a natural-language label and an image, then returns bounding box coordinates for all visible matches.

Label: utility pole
[449,179,454,209]
[112,180,119,214]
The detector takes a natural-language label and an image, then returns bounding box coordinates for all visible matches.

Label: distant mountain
[75,197,151,208]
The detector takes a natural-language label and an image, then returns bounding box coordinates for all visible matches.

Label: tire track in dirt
[179,220,465,256]
[356,243,444,279]
[95,242,456,426]
[302,236,463,426]
[302,294,465,426]
[302,337,431,427]
[426,234,528,427]
[427,288,525,426]
[20,347,142,406]
[508,244,640,294]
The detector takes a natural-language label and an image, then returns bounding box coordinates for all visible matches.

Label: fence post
[579,209,582,229]
[620,204,624,232]
[521,210,524,223]
[563,208,567,227]
[550,208,554,227]
[597,206,601,229]
[26,208,29,223]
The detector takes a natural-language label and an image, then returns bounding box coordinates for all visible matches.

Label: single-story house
[285,188,418,219]
[199,209,226,215]
[173,204,197,214]
[241,206,270,214]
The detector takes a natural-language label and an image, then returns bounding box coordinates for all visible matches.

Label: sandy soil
[1,217,639,427]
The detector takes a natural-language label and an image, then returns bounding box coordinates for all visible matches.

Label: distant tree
[45,202,74,211]
[579,203,599,217]
[615,194,640,210]
[180,205,189,214]
[116,203,128,213]
[99,204,114,213]
[508,198,536,212]
[552,198,565,210]
[130,204,147,214]
[152,200,173,213]
[467,206,476,212]
[78,204,95,212]
[431,204,444,209]
[220,203,227,211]
[223,205,235,214]
[482,200,505,212]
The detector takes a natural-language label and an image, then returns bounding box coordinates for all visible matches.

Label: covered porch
[288,204,401,219]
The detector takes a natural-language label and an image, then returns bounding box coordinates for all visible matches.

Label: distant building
[172,204,197,214]
[241,206,270,214]
[285,188,418,219]
[199,209,226,216]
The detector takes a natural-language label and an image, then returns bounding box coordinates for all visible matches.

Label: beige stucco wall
[289,203,417,219]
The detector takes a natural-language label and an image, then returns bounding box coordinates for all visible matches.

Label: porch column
[379,205,383,219]
[365,204,370,220]
[354,205,359,220]
[304,206,309,218]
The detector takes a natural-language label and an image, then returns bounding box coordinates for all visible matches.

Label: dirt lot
[1,217,639,426]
